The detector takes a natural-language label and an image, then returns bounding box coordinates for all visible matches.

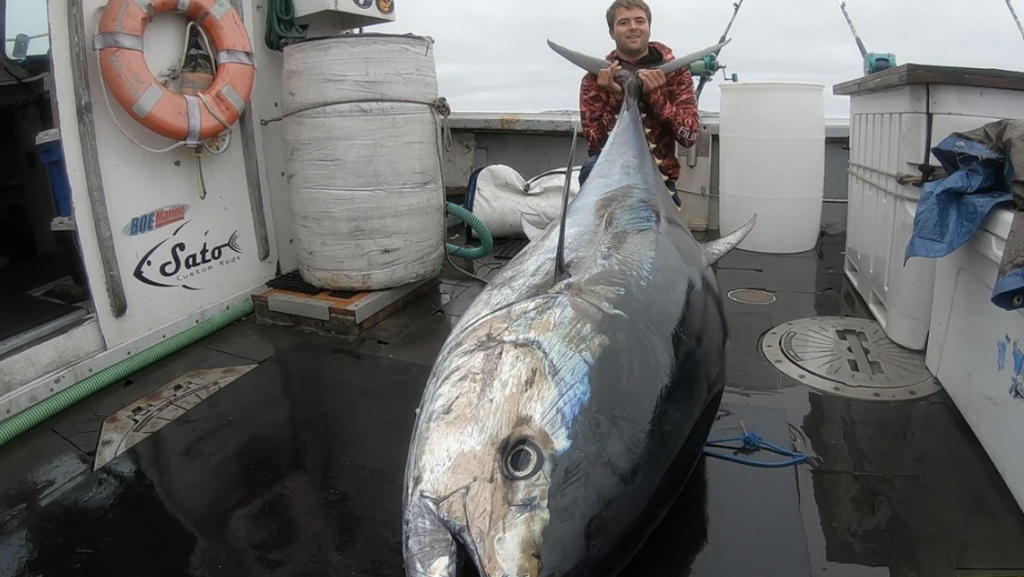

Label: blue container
[36,129,73,218]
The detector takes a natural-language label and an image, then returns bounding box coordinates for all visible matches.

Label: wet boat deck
[3,230,1024,577]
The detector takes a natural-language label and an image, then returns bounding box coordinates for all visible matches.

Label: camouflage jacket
[579,41,700,182]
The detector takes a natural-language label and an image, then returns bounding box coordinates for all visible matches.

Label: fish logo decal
[132,221,243,291]
[996,334,1024,400]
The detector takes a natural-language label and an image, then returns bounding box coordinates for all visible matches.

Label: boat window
[4,0,50,60]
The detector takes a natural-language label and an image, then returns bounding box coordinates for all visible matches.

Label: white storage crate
[926,206,1024,514]
[834,65,1024,350]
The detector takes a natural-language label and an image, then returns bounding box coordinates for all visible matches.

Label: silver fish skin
[402,37,753,577]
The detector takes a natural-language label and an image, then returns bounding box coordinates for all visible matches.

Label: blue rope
[703,428,808,468]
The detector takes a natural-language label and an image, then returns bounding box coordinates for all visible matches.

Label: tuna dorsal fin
[654,39,732,76]
[554,120,580,282]
[546,39,611,76]
[701,214,756,266]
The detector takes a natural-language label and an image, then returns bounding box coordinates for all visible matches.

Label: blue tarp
[992,254,1024,311]
[904,136,1013,261]
[904,131,1024,311]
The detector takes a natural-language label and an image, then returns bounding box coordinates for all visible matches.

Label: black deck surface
[0,345,810,577]
[2,232,1024,577]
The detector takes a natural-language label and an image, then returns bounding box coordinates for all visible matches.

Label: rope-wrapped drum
[282,34,447,291]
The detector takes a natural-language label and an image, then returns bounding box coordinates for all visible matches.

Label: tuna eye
[502,439,543,480]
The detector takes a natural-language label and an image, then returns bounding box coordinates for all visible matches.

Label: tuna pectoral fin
[655,39,732,75]
[403,498,459,577]
[521,212,550,242]
[701,213,756,266]
[546,39,612,75]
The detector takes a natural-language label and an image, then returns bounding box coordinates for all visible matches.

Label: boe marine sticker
[376,0,393,14]
[133,221,243,291]
[352,0,372,7]
[123,204,190,236]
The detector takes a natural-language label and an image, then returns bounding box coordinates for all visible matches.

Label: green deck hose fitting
[0,300,254,447]
[446,201,493,260]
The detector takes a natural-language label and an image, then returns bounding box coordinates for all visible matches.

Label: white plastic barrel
[282,34,446,291]
[718,82,825,254]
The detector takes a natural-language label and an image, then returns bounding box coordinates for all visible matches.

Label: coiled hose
[265,0,306,51]
[446,201,492,260]
[0,301,254,447]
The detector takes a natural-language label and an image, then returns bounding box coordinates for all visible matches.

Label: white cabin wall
[47,0,279,350]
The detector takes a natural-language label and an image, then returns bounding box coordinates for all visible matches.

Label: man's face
[609,7,650,56]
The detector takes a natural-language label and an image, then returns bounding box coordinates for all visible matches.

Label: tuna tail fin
[701,213,756,266]
[546,39,612,76]
[546,38,732,77]
[653,39,732,76]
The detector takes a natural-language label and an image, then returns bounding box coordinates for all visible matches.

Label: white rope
[182,19,235,155]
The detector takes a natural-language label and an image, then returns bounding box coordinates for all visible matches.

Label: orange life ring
[96,0,256,143]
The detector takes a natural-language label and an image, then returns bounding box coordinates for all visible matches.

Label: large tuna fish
[402,37,755,577]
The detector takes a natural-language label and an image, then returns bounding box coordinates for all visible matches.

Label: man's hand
[597,62,624,101]
[638,69,667,99]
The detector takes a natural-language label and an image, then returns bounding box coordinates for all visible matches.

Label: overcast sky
[6,0,1024,116]
[374,0,1024,117]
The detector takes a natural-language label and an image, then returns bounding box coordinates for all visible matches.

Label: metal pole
[838,1,869,59]
[696,0,744,100]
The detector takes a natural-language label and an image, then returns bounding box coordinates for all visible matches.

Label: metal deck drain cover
[761,317,941,401]
[94,365,256,470]
[728,289,776,305]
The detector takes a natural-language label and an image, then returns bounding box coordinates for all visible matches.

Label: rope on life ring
[175,19,222,199]
[93,0,257,153]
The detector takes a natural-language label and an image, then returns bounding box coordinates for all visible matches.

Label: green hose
[446,201,493,260]
[0,300,255,447]
[265,0,306,52]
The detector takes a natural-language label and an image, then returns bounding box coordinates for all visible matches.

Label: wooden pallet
[252,274,440,336]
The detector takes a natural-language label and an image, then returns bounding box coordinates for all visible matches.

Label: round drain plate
[728,289,776,305]
[761,316,941,401]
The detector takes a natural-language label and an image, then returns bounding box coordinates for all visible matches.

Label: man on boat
[578,0,701,206]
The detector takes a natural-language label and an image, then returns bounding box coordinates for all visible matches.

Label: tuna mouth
[453,534,483,577]
[405,489,541,577]
[411,524,486,577]
[445,523,542,577]
[404,493,488,577]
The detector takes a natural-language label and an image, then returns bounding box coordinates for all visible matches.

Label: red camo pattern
[579,41,700,182]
